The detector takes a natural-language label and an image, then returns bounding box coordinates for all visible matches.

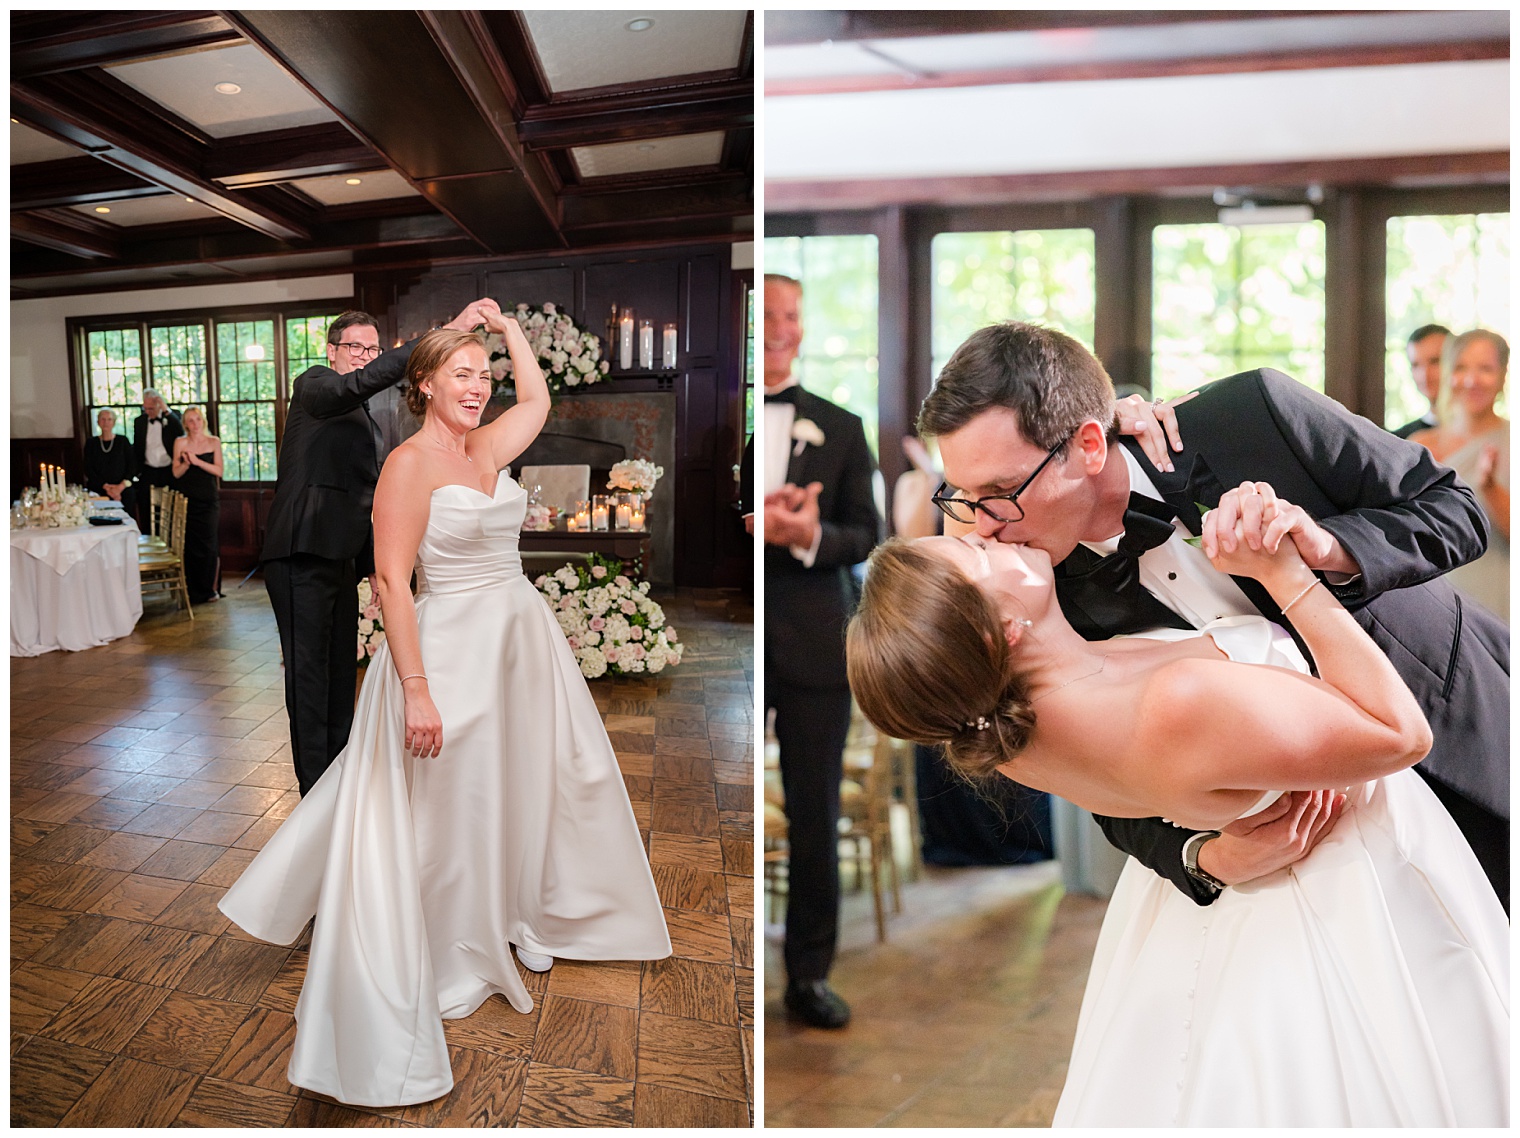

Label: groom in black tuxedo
[920,322,1508,907]
[763,274,882,1028]
[264,300,497,795]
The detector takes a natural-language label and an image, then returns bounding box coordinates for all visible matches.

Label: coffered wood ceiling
[11,10,754,298]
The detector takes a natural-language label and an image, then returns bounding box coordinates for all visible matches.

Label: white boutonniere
[791,418,826,457]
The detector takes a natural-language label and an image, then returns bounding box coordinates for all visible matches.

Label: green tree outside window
[931,229,1097,379]
[764,234,881,455]
[1152,221,1326,402]
[216,319,279,481]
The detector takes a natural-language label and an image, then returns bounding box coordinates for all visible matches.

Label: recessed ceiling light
[345,177,362,185]
[185,197,194,202]
[626,18,654,32]
[95,206,111,214]
[9,117,18,124]
[636,144,656,152]
[214,81,242,95]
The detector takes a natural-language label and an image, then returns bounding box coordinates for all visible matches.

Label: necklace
[98,436,115,453]
[1031,655,1108,703]
[423,430,472,463]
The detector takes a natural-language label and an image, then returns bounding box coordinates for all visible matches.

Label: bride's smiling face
[921,533,1055,627]
[423,345,491,430]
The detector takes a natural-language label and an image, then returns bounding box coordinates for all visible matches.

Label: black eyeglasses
[333,341,382,359]
[932,432,1075,525]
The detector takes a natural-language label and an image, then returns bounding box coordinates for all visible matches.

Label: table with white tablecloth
[11,506,143,656]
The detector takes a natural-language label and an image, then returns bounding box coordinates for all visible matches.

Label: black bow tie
[764,386,800,406]
[147,416,162,424]
[1053,493,1192,638]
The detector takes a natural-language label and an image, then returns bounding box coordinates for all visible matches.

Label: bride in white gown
[845,505,1507,1126]
[220,305,670,1108]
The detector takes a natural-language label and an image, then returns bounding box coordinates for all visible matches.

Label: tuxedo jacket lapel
[785,390,816,485]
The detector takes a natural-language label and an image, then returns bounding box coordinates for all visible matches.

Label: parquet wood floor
[12,583,754,1128]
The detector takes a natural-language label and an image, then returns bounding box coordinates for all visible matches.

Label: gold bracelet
[1280,578,1321,616]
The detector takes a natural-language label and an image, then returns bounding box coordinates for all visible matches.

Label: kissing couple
[847,322,1508,1126]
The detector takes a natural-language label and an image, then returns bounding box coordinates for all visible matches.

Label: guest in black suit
[83,409,138,516]
[132,390,182,528]
[763,274,882,1028]
[921,322,1507,907]
[1392,323,1450,438]
[264,300,498,795]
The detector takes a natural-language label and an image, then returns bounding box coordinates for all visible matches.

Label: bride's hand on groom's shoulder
[1117,391,1195,472]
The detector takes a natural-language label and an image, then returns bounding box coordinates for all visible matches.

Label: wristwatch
[1182,830,1228,894]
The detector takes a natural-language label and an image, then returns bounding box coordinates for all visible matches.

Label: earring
[1016,618,1033,630]
[425,391,432,400]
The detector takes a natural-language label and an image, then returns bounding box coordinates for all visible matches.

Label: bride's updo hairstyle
[404,329,488,417]
[847,538,1037,781]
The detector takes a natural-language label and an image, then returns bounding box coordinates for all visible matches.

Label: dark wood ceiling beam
[224,10,563,255]
[766,11,1366,45]
[766,151,1512,212]
[766,39,1512,97]
[561,174,751,231]
[11,209,120,259]
[12,11,243,78]
[517,82,753,149]
[13,72,312,241]
[11,156,164,210]
[206,123,381,187]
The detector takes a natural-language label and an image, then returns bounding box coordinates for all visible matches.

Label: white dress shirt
[144,418,170,468]
[763,378,823,567]
[1081,447,1257,629]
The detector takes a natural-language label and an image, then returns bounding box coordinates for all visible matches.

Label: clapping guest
[763,274,881,1029]
[1393,324,1450,438]
[171,406,224,604]
[83,409,137,515]
[1409,328,1509,620]
[132,388,182,528]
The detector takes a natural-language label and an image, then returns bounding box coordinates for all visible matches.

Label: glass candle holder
[618,309,635,370]
[572,499,590,531]
[638,319,654,369]
[614,494,633,530]
[662,323,677,368]
[591,495,611,532]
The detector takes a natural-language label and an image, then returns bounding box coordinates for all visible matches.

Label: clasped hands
[764,481,822,549]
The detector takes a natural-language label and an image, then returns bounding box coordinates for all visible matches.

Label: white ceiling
[766,60,1510,182]
[70,194,222,227]
[290,169,421,205]
[572,130,726,178]
[766,11,1510,82]
[106,43,336,138]
[11,123,83,164]
[524,10,747,93]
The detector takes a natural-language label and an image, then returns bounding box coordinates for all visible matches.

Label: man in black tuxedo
[1392,323,1450,439]
[921,322,1507,907]
[763,274,881,1028]
[132,389,183,528]
[264,300,497,795]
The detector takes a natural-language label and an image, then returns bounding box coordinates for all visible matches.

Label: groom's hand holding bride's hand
[1196,789,1346,886]
[444,298,503,333]
[1202,481,1360,578]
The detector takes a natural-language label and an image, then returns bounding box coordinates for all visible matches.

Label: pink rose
[567,636,581,650]
[620,599,636,615]
[589,617,605,631]
[604,647,619,663]
[666,629,678,642]
[630,626,643,641]
[630,644,646,660]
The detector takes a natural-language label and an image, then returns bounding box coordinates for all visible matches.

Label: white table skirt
[11,520,143,656]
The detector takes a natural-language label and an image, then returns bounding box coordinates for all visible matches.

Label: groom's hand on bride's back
[1197,789,1346,886]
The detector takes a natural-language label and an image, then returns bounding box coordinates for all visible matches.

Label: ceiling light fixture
[626,18,654,32]
[95,206,111,214]
[345,177,362,185]
[214,81,242,95]
[185,197,194,202]
[636,144,656,152]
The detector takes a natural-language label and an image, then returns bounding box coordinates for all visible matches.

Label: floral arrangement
[607,458,663,495]
[356,578,386,663]
[535,553,683,679]
[21,485,88,529]
[484,302,610,396]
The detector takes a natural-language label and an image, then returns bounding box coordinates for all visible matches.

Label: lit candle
[615,501,632,530]
[618,310,634,370]
[638,320,654,370]
[631,504,646,532]
[573,500,590,531]
[592,495,610,532]
[662,323,677,368]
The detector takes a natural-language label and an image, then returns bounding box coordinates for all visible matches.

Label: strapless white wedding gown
[1054,616,1508,1127]
[220,476,671,1107]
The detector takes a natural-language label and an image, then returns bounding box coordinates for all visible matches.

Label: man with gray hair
[132,388,182,528]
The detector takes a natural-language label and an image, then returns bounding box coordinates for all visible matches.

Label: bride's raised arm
[468,311,551,472]
[1141,483,1432,823]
